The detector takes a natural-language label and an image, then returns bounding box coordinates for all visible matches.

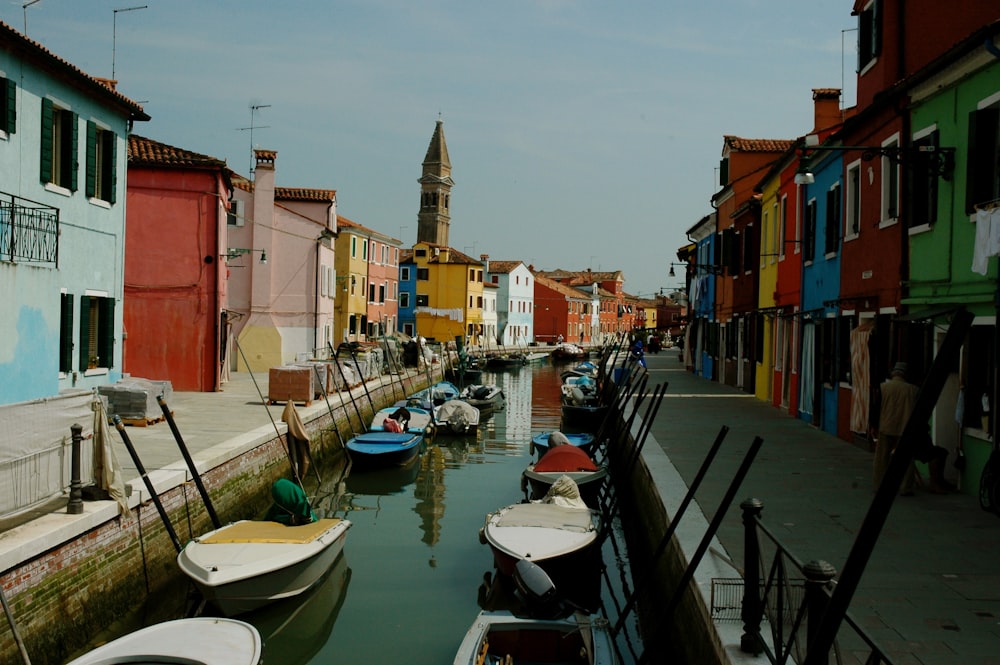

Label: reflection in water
[414,445,446,546]
[247,552,352,665]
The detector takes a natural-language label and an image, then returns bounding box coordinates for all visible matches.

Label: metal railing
[734,499,894,665]
[0,191,60,265]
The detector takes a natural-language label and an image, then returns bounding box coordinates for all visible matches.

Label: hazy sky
[4,1,856,298]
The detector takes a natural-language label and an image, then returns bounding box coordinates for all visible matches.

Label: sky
[3,1,857,299]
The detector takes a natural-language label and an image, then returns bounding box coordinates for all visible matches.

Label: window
[1,76,15,135]
[378,283,386,303]
[962,324,995,433]
[400,266,410,281]
[966,99,1000,213]
[858,0,881,72]
[416,294,429,307]
[803,199,817,263]
[880,137,899,224]
[845,161,861,238]
[368,283,375,302]
[59,293,73,373]
[415,248,426,258]
[362,240,368,261]
[909,130,943,228]
[416,268,429,281]
[79,295,114,370]
[400,292,410,308]
[779,196,787,258]
[40,99,78,190]
[86,122,116,204]
[825,182,841,255]
[742,225,753,273]
[351,237,357,258]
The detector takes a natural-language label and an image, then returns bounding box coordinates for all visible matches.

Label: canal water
[71,358,644,664]
[242,359,642,664]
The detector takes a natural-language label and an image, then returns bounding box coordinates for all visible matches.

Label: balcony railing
[0,191,60,265]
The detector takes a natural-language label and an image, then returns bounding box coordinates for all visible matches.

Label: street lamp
[668,262,724,277]
[223,248,267,264]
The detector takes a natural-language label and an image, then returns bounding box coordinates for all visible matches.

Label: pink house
[227,150,337,372]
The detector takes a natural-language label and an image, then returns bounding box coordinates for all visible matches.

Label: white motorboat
[178,517,351,616]
[66,617,263,665]
[453,610,618,665]
[435,398,481,434]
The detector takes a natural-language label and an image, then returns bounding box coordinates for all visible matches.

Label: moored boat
[177,517,352,616]
[459,383,506,412]
[403,380,461,408]
[485,352,527,369]
[65,618,264,665]
[453,610,618,665]
[369,405,434,433]
[434,398,481,434]
[345,430,425,467]
[550,342,588,361]
[530,430,598,458]
[522,445,608,507]
[560,403,609,432]
[480,477,602,591]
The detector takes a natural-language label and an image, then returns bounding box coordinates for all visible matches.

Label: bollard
[740,498,764,654]
[67,423,84,514]
[804,559,837,665]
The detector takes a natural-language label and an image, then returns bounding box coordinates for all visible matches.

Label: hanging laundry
[972,208,993,275]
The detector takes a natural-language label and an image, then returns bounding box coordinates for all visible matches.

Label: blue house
[798,149,843,434]
[685,212,718,380]
[398,250,416,336]
[0,22,148,404]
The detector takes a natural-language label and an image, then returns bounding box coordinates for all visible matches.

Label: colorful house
[124,135,231,391]
[336,215,401,341]
[411,242,484,344]
[228,150,337,371]
[483,258,535,349]
[533,273,590,344]
[0,22,148,403]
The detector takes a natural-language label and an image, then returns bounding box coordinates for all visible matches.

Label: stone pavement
[640,348,1000,665]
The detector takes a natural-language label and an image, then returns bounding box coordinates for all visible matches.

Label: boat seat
[198,518,343,544]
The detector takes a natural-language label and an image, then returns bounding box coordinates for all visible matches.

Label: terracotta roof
[128,135,226,169]
[276,187,336,202]
[535,274,591,300]
[431,246,481,265]
[723,136,795,153]
[1,21,149,121]
[485,260,523,274]
[813,88,841,99]
[534,269,623,285]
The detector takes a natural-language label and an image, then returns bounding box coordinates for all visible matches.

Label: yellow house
[334,215,373,344]
[412,241,484,345]
[754,163,782,401]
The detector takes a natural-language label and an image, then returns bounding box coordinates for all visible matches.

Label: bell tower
[416,119,454,246]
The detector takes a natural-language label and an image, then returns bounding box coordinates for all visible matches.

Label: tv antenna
[237,104,271,176]
[112,5,147,80]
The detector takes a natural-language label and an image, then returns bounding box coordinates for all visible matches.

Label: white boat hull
[453,610,618,665]
[66,617,263,665]
[178,518,351,616]
[482,503,601,577]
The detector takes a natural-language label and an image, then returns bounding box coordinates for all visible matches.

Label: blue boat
[402,381,460,409]
[345,430,424,468]
[530,431,597,458]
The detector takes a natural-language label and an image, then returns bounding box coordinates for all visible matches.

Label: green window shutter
[86,121,97,198]
[108,131,118,205]
[78,295,91,370]
[3,78,15,134]
[68,111,79,192]
[100,297,115,369]
[60,293,74,373]
[40,98,53,183]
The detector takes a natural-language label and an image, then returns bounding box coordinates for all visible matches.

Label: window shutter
[60,293,74,373]
[68,111,79,192]
[40,98,53,182]
[966,107,999,214]
[86,121,97,198]
[107,131,117,204]
[78,295,91,370]
[100,297,115,368]
[4,78,15,134]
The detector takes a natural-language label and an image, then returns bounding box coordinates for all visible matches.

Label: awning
[894,305,961,323]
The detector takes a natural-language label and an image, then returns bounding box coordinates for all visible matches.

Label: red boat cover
[534,445,598,472]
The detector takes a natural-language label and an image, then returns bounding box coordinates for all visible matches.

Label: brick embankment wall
[608,418,727,665]
[0,369,433,665]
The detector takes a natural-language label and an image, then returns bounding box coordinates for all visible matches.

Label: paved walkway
[642,348,1000,665]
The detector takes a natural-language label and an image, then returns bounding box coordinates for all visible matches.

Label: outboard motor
[548,431,572,448]
[512,559,563,618]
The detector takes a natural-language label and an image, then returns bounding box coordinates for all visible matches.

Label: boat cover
[495,502,594,532]
[198,518,343,545]
[534,446,598,473]
[541,475,588,508]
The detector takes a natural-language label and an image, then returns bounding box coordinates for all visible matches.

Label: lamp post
[222,248,267,264]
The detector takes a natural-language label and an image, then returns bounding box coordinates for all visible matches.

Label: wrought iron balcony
[0,191,60,265]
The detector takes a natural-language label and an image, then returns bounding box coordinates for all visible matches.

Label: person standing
[873,362,919,494]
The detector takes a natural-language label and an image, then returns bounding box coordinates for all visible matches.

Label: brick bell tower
[416,118,454,246]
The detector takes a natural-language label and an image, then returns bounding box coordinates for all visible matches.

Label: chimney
[480,253,489,272]
[812,88,842,132]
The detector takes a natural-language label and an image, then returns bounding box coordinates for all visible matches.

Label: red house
[124,136,232,391]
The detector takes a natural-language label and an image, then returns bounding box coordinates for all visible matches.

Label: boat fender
[570,387,585,406]
[478,527,487,545]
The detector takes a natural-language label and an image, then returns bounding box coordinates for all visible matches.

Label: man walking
[873,362,919,494]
